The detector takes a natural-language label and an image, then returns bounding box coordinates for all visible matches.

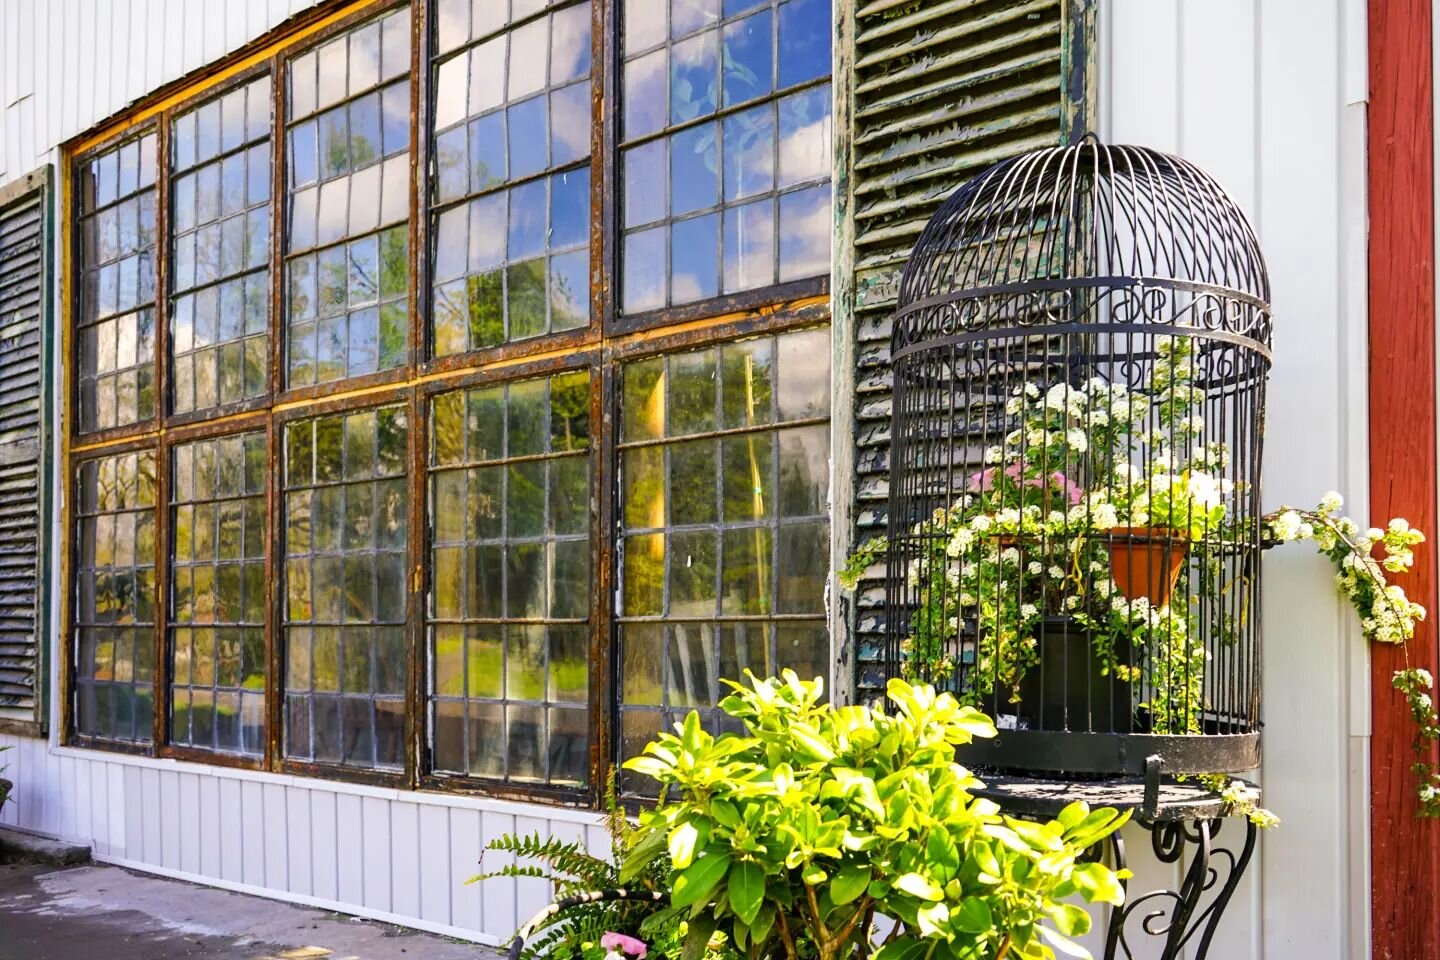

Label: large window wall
[66,0,833,801]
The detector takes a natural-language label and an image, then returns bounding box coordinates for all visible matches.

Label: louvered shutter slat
[845,1,1067,696]
[0,176,47,727]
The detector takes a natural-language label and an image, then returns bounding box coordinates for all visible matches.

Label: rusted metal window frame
[58,0,834,806]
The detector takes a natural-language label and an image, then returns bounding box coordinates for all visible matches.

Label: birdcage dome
[892,141,1272,361]
[883,141,1273,779]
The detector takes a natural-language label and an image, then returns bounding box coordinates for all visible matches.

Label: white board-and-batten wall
[0,0,1374,955]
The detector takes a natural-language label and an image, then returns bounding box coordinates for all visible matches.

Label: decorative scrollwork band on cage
[892,284,1272,359]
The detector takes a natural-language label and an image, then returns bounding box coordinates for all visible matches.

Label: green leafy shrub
[473,774,681,960]
[623,673,1130,960]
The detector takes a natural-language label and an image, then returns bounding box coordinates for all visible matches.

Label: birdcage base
[957,728,1260,778]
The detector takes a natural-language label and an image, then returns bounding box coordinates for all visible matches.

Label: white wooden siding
[0,734,602,944]
[1101,0,1371,957]
[0,0,1375,954]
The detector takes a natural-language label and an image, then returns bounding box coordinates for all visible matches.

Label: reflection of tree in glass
[550,262,585,329]
[432,390,465,463]
[550,372,589,451]
[379,228,406,297]
[507,260,547,337]
[468,270,504,346]
[778,432,822,513]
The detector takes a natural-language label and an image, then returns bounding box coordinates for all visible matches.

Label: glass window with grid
[619,0,832,314]
[430,0,593,355]
[76,131,159,433]
[65,0,837,800]
[285,7,412,388]
[74,450,158,743]
[169,432,268,755]
[616,326,830,792]
[283,405,410,770]
[428,370,592,785]
[170,77,274,415]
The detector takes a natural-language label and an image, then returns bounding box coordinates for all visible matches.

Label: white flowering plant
[843,333,1440,817]
[842,338,1221,734]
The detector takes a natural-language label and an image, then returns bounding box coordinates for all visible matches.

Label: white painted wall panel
[1102,1,1369,958]
[310,788,340,903]
[362,795,393,912]
[391,801,421,919]
[285,785,313,897]
[418,804,451,925]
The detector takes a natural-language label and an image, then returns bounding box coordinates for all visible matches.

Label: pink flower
[966,465,1084,505]
[601,932,648,959]
[1050,471,1084,505]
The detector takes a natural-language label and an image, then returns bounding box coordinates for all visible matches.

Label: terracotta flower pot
[1106,525,1188,606]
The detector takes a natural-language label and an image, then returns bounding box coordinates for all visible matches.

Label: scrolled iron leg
[1100,817,1258,960]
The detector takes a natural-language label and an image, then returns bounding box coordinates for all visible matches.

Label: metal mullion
[615,413,828,450]
[590,0,611,342]
[170,264,271,314]
[265,411,287,769]
[405,387,426,786]
[268,53,288,411]
[616,613,817,622]
[497,378,511,782]
[590,357,616,797]
[427,152,590,217]
[617,76,829,154]
[80,177,156,220]
[152,435,173,750]
[436,0,560,57]
[625,518,774,538]
[453,447,590,469]
[430,617,589,625]
[408,0,428,375]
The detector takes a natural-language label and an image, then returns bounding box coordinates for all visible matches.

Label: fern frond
[473,864,552,882]
[480,832,617,891]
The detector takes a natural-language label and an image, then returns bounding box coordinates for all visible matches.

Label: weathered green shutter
[0,169,51,731]
[838,1,1092,694]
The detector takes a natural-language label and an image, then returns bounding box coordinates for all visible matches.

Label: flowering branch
[1266,495,1438,816]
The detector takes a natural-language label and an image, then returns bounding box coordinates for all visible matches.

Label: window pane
[286,10,411,387]
[75,450,158,743]
[77,131,159,433]
[284,405,409,770]
[170,432,267,755]
[429,2,594,357]
[616,328,830,791]
[620,0,832,313]
[427,371,592,786]
[171,74,272,417]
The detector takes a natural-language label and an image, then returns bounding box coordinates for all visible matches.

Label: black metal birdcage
[885,140,1272,778]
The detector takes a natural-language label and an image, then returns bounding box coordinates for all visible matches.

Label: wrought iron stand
[973,771,1259,960]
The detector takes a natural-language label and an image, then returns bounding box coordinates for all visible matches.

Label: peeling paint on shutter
[0,170,50,730]
[837,0,1092,696]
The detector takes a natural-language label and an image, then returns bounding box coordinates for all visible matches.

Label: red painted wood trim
[1369,1,1440,956]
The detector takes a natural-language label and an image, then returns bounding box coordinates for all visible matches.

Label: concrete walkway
[0,862,501,960]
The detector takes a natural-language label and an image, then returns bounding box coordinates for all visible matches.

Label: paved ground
[0,862,500,960]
